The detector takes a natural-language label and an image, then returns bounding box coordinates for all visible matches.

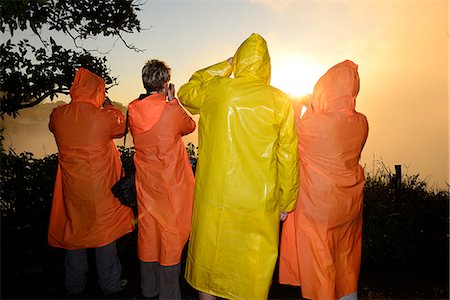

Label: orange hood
[70,67,106,108]
[311,60,359,114]
[128,94,167,135]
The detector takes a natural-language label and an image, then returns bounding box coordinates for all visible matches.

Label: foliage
[362,160,449,274]
[0,142,198,221]
[1,148,447,276]
[117,145,136,175]
[0,0,144,117]
[0,149,58,224]
[116,142,198,175]
[1,0,142,39]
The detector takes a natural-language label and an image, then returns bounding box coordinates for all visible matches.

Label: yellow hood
[233,33,271,84]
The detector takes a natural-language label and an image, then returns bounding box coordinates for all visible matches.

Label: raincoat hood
[128,94,167,136]
[233,33,271,84]
[70,67,106,108]
[312,60,359,114]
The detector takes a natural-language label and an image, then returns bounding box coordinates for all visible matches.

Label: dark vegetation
[0,138,448,299]
[0,0,144,117]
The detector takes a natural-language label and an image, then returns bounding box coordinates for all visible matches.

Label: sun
[271,56,324,98]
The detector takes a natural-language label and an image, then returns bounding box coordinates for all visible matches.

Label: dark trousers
[64,241,122,295]
[140,261,181,299]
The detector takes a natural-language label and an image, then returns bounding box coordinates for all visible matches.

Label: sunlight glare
[271,56,323,98]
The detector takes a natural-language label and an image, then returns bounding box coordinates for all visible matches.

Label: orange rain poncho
[48,68,135,250]
[178,33,299,299]
[128,94,195,265]
[279,60,369,300]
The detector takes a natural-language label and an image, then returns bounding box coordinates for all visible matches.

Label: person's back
[279,60,368,300]
[132,100,195,158]
[192,78,294,208]
[178,33,299,300]
[52,102,120,148]
[130,96,195,261]
[49,68,134,249]
[128,59,196,299]
[48,68,134,297]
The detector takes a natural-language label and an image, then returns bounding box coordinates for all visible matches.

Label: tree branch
[114,31,145,53]
[66,29,113,55]
[20,90,69,109]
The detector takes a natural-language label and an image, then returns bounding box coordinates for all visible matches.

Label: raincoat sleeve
[178,60,232,115]
[175,101,196,135]
[49,107,61,133]
[49,111,55,133]
[277,102,299,212]
[103,104,126,138]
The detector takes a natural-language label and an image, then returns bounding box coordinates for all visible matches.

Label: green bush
[362,161,449,273]
[0,149,58,225]
[1,146,447,273]
[0,143,199,222]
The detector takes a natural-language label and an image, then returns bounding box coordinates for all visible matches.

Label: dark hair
[142,59,171,93]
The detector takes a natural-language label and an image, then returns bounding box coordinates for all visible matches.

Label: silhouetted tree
[0,0,144,117]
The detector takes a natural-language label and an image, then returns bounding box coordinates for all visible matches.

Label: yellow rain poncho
[178,33,299,299]
[279,60,369,299]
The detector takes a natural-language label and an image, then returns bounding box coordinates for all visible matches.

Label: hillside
[1,102,129,157]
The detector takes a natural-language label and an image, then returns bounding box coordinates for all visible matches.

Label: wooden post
[395,165,402,212]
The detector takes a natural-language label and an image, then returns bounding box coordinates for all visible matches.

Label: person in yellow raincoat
[178,33,300,300]
[279,60,369,300]
[128,59,196,299]
[48,67,135,296]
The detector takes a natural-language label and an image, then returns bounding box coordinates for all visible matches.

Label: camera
[167,83,175,101]
[168,83,175,94]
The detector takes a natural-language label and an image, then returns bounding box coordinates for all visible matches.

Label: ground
[1,220,448,299]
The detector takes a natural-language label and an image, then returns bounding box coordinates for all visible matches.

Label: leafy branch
[0,0,144,117]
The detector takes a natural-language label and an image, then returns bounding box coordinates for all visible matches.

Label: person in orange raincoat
[128,59,196,299]
[48,68,135,297]
[279,60,369,300]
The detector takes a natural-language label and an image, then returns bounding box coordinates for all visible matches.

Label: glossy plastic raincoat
[48,68,135,250]
[128,94,195,265]
[178,33,299,299]
[279,60,369,300]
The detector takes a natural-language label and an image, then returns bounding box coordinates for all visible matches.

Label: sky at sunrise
[1,0,449,189]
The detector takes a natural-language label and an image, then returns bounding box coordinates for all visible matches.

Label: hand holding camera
[167,83,175,101]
